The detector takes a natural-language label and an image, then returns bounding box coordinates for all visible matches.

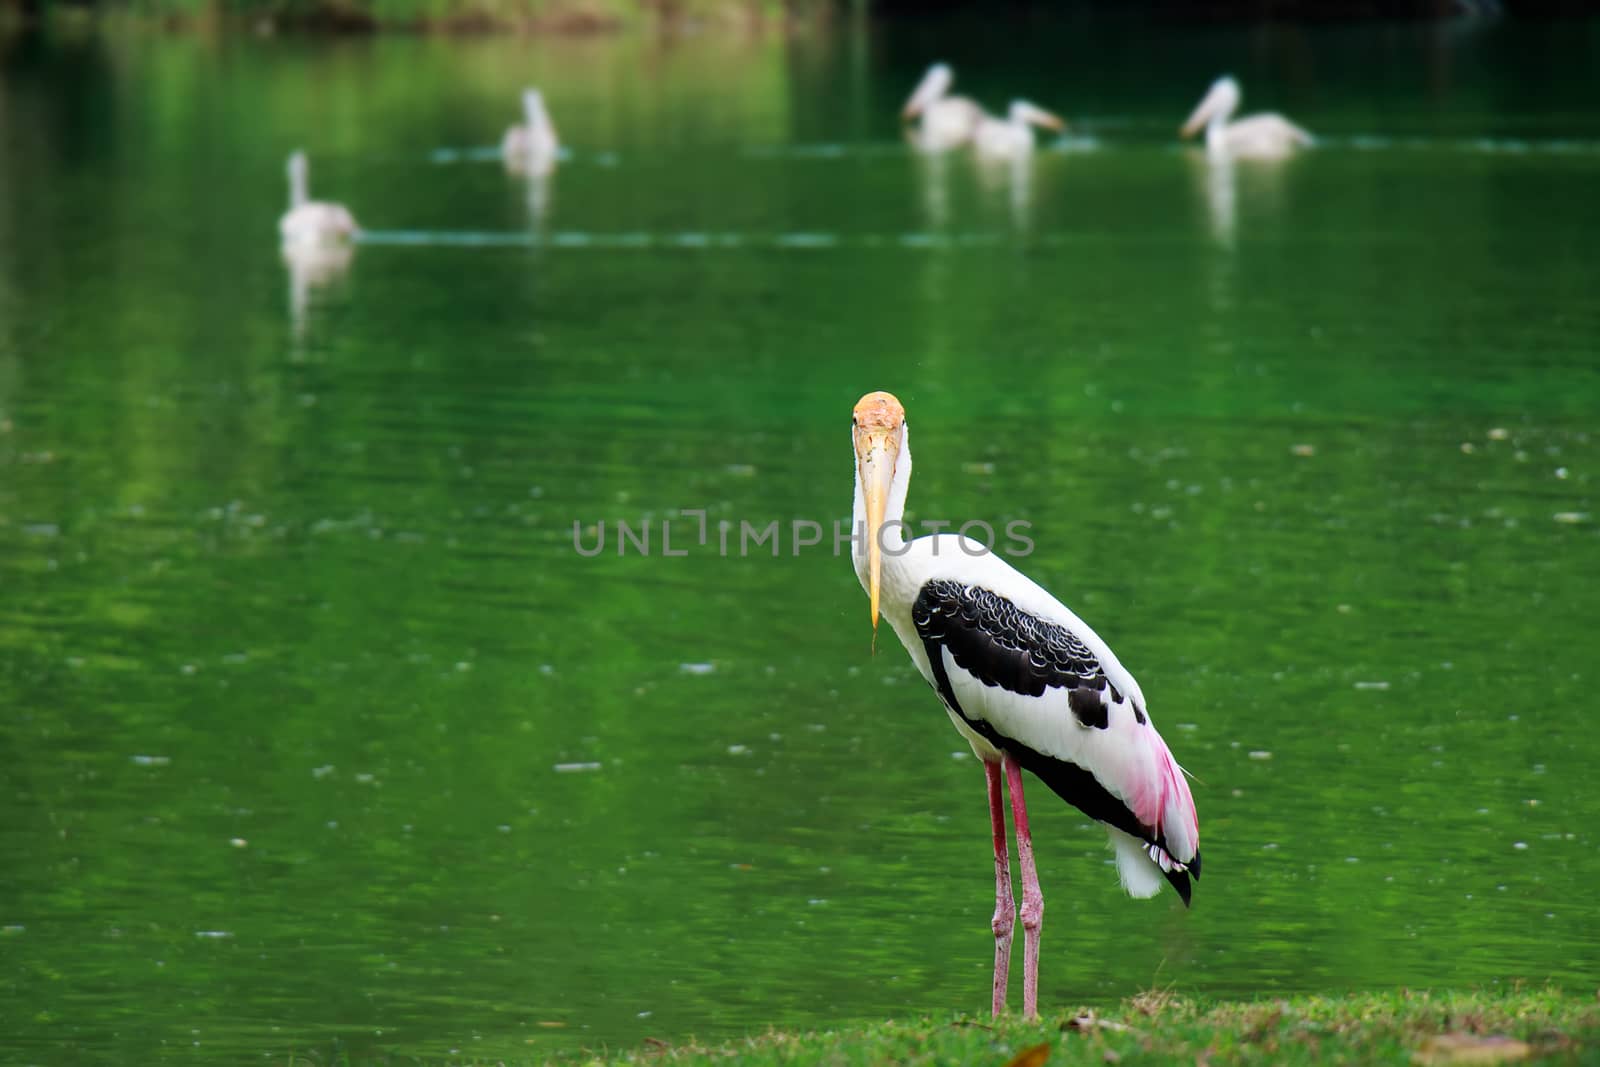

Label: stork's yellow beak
[852,391,906,636]
[856,429,895,632]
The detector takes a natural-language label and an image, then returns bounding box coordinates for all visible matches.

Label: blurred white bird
[503,88,559,177]
[902,63,985,152]
[278,151,358,251]
[974,99,1066,160]
[1180,76,1312,160]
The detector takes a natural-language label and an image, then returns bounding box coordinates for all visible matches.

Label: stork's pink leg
[1003,754,1043,1019]
[984,759,1013,1017]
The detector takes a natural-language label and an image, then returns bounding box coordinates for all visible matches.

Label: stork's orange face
[853,391,905,451]
[852,391,906,634]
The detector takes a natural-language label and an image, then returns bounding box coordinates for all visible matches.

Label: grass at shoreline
[10,0,835,34]
[572,989,1600,1065]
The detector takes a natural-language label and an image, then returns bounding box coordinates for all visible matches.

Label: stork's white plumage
[901,63,986,152]
[1180,75,1312,161]
[849,390,1201,1019]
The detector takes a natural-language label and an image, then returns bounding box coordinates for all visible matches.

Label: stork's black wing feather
[910,578,1128,724]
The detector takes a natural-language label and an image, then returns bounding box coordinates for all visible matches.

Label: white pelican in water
[502,88,559,177]
[1180,76,1312,160]
[902,63,985,152]
[974,99,1066,160]
[849,391,1201,1019]
[278,151,358,251]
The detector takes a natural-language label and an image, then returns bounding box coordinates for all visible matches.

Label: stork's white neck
[851,424,914,595]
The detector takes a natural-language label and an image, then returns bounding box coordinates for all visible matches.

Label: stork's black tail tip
[1166,868,1193,907]
[1166,850,1200,908]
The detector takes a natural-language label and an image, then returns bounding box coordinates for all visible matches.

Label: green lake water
[2,12,1599,1062]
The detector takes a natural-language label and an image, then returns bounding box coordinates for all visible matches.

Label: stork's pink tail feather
[1133,725,1200,871]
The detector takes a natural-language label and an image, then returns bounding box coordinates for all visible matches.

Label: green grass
[571,989,1600,1065]
[28,0,833,32]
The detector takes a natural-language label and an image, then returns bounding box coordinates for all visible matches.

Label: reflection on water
[1190,149,1237,250]
[284,243,354,345]
[913,142,952,229]
[975,153,1033,234]
[522,173,553,230]
[3,14,1600,1066]
[1187,146,1299,254]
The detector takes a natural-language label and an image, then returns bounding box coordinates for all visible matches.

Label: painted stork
[848,391,1201,1019]
[503,88,560,178]
[279,151,359,251]
[973,100,1066,161]
[1180,76,1312,161]
[902,63,986,152]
